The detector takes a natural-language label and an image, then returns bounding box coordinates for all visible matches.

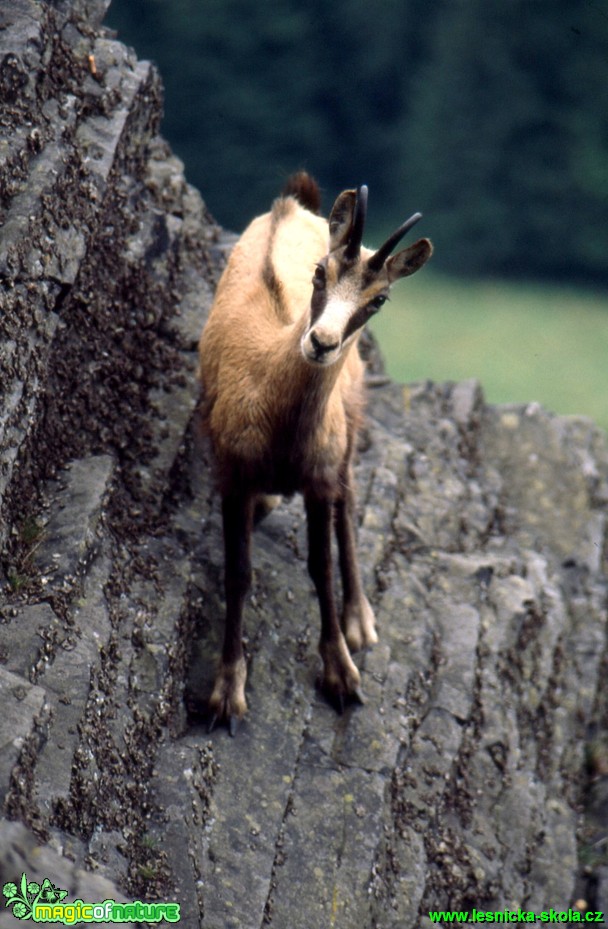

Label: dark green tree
[399,0,608,281]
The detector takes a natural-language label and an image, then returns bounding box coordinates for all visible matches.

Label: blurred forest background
[105,0,608,426]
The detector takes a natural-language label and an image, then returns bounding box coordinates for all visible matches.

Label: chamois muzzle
[302,323,342,366]
[367,211,423,272]
[343,185,368,262]
[310,331,339,358]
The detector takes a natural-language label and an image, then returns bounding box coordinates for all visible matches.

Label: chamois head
[301,185,433,366]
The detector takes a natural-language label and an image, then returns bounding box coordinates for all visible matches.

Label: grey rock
[33,455,114,584]
[0,668,47,809]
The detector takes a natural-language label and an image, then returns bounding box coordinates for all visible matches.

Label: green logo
[3,873,181,924]
[3,876,68,920]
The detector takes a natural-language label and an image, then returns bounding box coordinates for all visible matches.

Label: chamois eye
[312,264,326,290]
[369,294,388,311]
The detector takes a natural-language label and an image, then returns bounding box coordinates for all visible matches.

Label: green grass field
[369,273,608,434]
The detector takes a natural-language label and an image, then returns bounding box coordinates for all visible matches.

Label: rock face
[1,2,607,927]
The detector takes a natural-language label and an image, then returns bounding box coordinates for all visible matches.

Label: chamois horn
[367,211,423,272]
[343,184,368,262]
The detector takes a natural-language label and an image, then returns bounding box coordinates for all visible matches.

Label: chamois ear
[386,238,433,283]
[328,189,361,252]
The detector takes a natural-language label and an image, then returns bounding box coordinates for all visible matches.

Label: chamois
[198,172,432,733]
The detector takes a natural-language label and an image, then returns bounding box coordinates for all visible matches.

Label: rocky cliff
[1,2,607,927]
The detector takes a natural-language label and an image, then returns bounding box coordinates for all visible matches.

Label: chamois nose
[310,330,339,356]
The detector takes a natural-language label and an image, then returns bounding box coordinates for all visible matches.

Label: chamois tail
[282,171,322,215]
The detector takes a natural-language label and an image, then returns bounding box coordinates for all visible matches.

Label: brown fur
[282,170,322,214]
[198,172,432,730]
[200,194,363,497]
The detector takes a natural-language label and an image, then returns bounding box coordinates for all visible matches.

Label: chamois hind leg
[209,491,254,735]
[335,472,378,653]
[305,493,364,710]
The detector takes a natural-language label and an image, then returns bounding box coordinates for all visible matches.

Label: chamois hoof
[208,713,241,737]
[319,636,364,713]
[343,595,378,653]
[321,683,366,715]
[208,657,248,734]
[352,686,366,706]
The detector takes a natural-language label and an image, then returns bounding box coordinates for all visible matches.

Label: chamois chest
[214,391,347,498]
[207,315,367,496]
[262,393,350,496]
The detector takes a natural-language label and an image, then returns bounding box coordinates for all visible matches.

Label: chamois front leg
[305,493,364,710]
[209,491,254,735]
[335,473,378,653]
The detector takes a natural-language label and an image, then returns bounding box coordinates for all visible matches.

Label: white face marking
[301,295,357,365]
[314,296,353,343]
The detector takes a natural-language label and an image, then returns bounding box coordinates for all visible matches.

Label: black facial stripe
[343,305,372,343]
[362,263,391,289]
[310,285,328,325]
[337,257,355,280]
[312,263,326,290]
